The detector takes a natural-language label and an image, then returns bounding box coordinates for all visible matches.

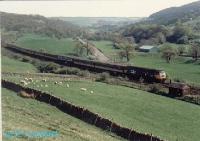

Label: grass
[92,40,119,56]
[16,33,76,55]
[1,55,37,73]
[2,88,123,141]
[4,75,200,141]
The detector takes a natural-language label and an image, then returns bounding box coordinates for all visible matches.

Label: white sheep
[28,78,33,82]
[54,81,58,84]
[45,84,48,87]
[59,82,63,85]
[42,79,47,82]
[81,88,87,91]
[24,78,28,81]
[90,91,94,94]
[20,80,28,86]
[66,84,69,88]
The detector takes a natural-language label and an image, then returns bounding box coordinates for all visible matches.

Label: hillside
[2,88,122,141]
[3,74,200,141]
[1,12,86,40]
[149,1,200,25]
[52,17,142,27]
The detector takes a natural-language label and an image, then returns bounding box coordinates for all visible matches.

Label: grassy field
[3,75,200,141]
[92,40,120,57]
[2,88,123,141]
[1,55,37,73]
[16,34,76,55]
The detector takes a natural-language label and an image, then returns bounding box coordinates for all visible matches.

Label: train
[3,43,167,83]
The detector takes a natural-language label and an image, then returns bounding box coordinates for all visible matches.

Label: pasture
[1,55,37,73]
[3,75,200,141]
[16,34,76,55]
[2,88,122,141]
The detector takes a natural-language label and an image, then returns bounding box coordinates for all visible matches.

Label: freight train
[3,43,167,83]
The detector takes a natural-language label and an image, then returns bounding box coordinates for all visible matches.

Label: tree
[118,40,134,62]
[190,42,200,61]
[74,40,84,56]
[160,44,178,63]
[83,40,90,55]
[177,45,186,55]
[167,24,191,44]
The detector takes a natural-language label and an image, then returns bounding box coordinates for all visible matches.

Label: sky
[0,0,198,17]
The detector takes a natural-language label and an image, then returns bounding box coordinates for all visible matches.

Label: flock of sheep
[20,77,94,94]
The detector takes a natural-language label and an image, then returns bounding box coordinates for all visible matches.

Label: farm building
[139,45,158,53]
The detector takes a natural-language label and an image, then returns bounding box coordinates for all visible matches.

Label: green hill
[149,1,200,25]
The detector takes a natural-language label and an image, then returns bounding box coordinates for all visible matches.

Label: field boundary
[2,79,166,141]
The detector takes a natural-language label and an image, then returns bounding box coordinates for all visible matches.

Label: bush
[149,84,162,94]
[37,62,59,73]
[96,72,110,82]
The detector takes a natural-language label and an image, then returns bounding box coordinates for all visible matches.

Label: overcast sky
[0,0,198,17]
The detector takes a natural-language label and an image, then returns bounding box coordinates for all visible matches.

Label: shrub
[37,62,59,73]
[149,84,162,94]
[96,72,110,82]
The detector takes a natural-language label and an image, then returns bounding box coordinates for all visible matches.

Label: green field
[4,75,200,141]
[16,34,76,55]
[2,88,122,141]
[1,55,37,73]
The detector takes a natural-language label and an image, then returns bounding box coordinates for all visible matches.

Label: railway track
[3,43,167,83]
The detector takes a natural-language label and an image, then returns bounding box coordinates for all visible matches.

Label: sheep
[66,84,69,88]
[90,91,94,94]
[20,80,28,86]
[28,78,33,82]
[80,88,87,91]
[54,81,58,84]
[59,82,62,85]
[42,79,47,82]
[24,78,28,81]
[45,84,48,87]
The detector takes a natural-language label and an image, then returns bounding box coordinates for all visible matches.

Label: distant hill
[149,1,200,25]
[1,12,86,39]
[51,17,142,27]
